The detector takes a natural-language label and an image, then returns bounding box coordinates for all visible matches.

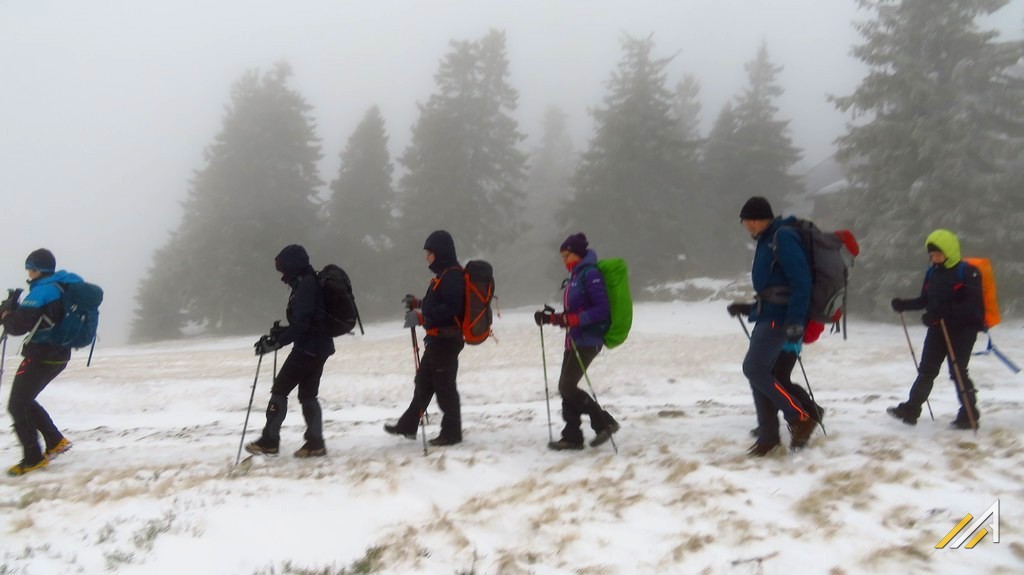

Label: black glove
[784,324,804,343]
[0,288,23,314]
[402,294,420,310]
[269,321,286,339]
[890,298,907,313]
[403,310,422,329]
[921,311,941,327]
[534,309,554,326]
[727,302,753,317]
[254,335,280,356]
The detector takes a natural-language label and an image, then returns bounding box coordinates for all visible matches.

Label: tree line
[132,1,1024,343]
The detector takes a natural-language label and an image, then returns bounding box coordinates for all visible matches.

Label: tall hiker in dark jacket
[385,230,466,446]
[1,249,75,476]
[734,198,816,457]
[246,244,335,458]
[535,233,619,451]
[889,230,984,429]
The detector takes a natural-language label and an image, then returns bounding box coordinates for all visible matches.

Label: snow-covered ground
[1,301,1022,574]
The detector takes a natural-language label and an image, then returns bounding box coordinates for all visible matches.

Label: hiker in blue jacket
[385,230,466,447]
[732,198,816,456]
[246,244,335,458]
[888,229,984,429]
[1,249,75,476]
[535,233,619,451]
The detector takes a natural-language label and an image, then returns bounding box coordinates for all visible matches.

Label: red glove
[549,313,579,328]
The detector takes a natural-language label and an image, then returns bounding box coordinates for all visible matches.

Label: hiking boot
[812,404,826,424]
[548,439,585,451]
[7,458,48,477]
[293,443,327,458]
[428,436,461,447]
[949,418,978,431]
[45,438,72,460]
[383,423,416,440]
[788,417,816,450]
[244,439,279,455]
[590,420,621,448]
[749,426,761,438]
[747,437,782,457]
[886,404,918,426]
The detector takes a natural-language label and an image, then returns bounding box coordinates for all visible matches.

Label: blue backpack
[47,281,104,349]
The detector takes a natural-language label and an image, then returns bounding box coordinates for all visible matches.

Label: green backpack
[595,258,633,349]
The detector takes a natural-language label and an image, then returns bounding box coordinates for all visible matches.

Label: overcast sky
[2,0,1022,344]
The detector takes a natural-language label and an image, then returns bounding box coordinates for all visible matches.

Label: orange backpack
[460,260,495,344]
[963,257,1000,329]
[432,261,496,345]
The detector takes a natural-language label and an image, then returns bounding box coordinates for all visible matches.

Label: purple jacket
[562,249,611,349]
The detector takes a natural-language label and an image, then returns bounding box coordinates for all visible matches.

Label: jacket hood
[424,230,459,271]
[926,229,961,268]
[275,244,311,281]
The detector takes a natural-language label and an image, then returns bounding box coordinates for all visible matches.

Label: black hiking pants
[557,346,615,444]
[396,338,464,442]
[773,350,820,418]
[905,326,979,421]
[8,357,67,463]
[260,349,330,448]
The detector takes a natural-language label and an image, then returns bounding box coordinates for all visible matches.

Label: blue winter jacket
[562,250,611,349]
[1,270,80,360]
[748,217,811,328]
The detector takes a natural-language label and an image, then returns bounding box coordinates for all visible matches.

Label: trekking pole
[796,357,826,436]
[410,325,427,456]
[0,331,7,399]
[568,335,617,454]
[736,316,751,340]
[86,337,97,367]
[539,309,554,444]
[898,312,934,421]
[940,319,979,434]
[236,353,263,466]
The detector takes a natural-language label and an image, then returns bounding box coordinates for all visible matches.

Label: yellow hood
[925,229,961,268]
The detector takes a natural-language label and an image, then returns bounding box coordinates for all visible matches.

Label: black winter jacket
[902,262,984,331]
[278,267,335,357]
[421,231,465,343]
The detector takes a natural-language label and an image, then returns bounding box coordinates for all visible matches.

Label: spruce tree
[497,106,577,303]
[701,43,803,275]
[831,0,1024,313]
[321,105,395,317]
[562,35,700,284]
[131,62,322,339]
[398,30,527,257]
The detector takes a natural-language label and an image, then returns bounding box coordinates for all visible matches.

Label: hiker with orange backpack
[889,230,984,430]
[535,233,619,451]
[385,230,466,447]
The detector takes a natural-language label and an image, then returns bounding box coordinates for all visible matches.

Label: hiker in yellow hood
[888,230,985,429]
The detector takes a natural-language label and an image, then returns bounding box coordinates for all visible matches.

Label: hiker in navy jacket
[535,233,619,451]
[385,230,466,446]
[246,244,334,458]
[1,249,75,476]
[732,198,816,457]
[888,229,984,429]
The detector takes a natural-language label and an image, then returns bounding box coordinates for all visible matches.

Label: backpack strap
[430,266,463,292]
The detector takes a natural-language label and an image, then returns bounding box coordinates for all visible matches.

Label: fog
[2,0,1022,344]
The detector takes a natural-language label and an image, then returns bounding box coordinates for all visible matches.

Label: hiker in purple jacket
[535,233,619,451]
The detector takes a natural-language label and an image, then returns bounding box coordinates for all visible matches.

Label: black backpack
[317,265,363,337]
